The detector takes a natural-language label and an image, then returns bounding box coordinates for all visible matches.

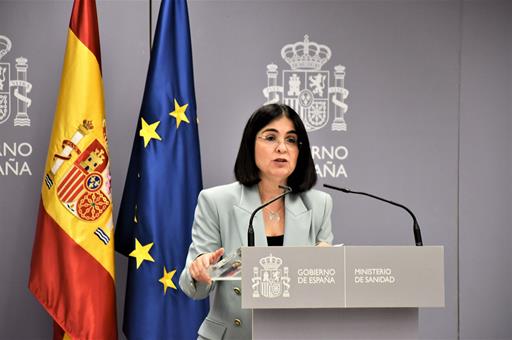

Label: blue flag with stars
[115,0,208,338]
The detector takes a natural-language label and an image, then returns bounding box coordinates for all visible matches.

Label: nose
[275,140,288,153]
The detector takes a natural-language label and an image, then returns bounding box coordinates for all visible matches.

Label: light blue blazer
[179,182,334,340]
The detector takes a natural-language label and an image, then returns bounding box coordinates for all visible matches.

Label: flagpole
[149,0,153,50]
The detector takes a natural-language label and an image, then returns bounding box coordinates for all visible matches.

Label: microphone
[248,185,293,247]
[323,184,423,246]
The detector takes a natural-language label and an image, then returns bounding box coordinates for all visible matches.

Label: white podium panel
[241,246,444,340]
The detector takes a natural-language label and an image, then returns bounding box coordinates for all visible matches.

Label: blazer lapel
[283,193,312,246]
[234,185,266,247]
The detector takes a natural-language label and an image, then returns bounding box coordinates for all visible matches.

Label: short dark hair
[234,103,317,193]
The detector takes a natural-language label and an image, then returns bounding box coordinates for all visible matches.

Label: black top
[266,234,284,246]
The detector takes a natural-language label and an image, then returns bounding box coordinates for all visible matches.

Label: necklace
[265,206,282,222]
[258,184,284,223]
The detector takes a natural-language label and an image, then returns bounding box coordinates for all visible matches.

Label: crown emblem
[281,35,331,70]
[79,120,94,134]
[80,148,105,172]
[0,35,12,61]
[259,254,282,271]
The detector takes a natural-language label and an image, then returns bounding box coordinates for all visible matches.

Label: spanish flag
[29,0,117,339]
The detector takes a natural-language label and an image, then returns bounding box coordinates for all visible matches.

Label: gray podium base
[253,308,418,340]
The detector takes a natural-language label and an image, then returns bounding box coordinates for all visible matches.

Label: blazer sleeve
[315,192,334,245]
[179,189,222,299]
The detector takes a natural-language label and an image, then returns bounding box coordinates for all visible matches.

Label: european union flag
[115,0,208,338]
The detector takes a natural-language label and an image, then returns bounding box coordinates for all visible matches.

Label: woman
[179,103,333,340]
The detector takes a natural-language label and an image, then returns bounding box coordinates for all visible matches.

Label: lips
[274,158,288,163]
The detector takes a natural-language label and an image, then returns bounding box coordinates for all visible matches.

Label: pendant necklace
[266,206,282,222]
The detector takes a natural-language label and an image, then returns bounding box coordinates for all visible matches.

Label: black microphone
[248,185,293,247]
[323,184,423,246]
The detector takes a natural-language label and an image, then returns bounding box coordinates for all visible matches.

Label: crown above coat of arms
[259,254,283,270]
[0,36,11,61]
[281,35,332,70]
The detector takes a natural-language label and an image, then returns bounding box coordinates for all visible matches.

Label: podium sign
[241,246,444,309]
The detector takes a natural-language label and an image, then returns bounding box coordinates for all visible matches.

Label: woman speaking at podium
[179,103,333,339]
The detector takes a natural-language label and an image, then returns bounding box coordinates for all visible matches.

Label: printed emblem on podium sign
[0,35,32,127]
[263,35,349,132]
[251,254,291,298]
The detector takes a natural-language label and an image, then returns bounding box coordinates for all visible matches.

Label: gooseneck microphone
[248,185,293,247]
[323,184,423,246]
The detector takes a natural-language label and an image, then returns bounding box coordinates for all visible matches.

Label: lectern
[240,246,444,339]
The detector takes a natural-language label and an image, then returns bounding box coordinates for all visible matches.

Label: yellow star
[139,118,162,148]
[129,238,155,269]
[159,266,177,294]
[169,99,190,128]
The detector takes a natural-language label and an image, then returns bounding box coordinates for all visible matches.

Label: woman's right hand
[189,247,225,284]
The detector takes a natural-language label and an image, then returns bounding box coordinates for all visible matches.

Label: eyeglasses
[257,134,301,149]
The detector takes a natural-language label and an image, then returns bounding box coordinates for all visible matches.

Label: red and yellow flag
[29,0,117,339]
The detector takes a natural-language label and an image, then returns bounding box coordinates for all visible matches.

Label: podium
[241,246,444,339]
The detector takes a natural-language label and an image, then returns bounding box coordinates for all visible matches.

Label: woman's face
[254,116,299,184]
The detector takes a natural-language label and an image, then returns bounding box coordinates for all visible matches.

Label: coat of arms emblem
[56,139,110,221]
[0,35,32,127]
[252,254,291,298]
[263,35,349,132]
[46,120,112,226]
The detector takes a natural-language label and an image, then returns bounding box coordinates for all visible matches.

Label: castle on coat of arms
[263,35,349,132]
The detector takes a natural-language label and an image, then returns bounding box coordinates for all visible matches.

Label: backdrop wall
[0,1,510,339]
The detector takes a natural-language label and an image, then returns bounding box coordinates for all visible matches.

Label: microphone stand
[248,185,292,247]
[323,184,423,246]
